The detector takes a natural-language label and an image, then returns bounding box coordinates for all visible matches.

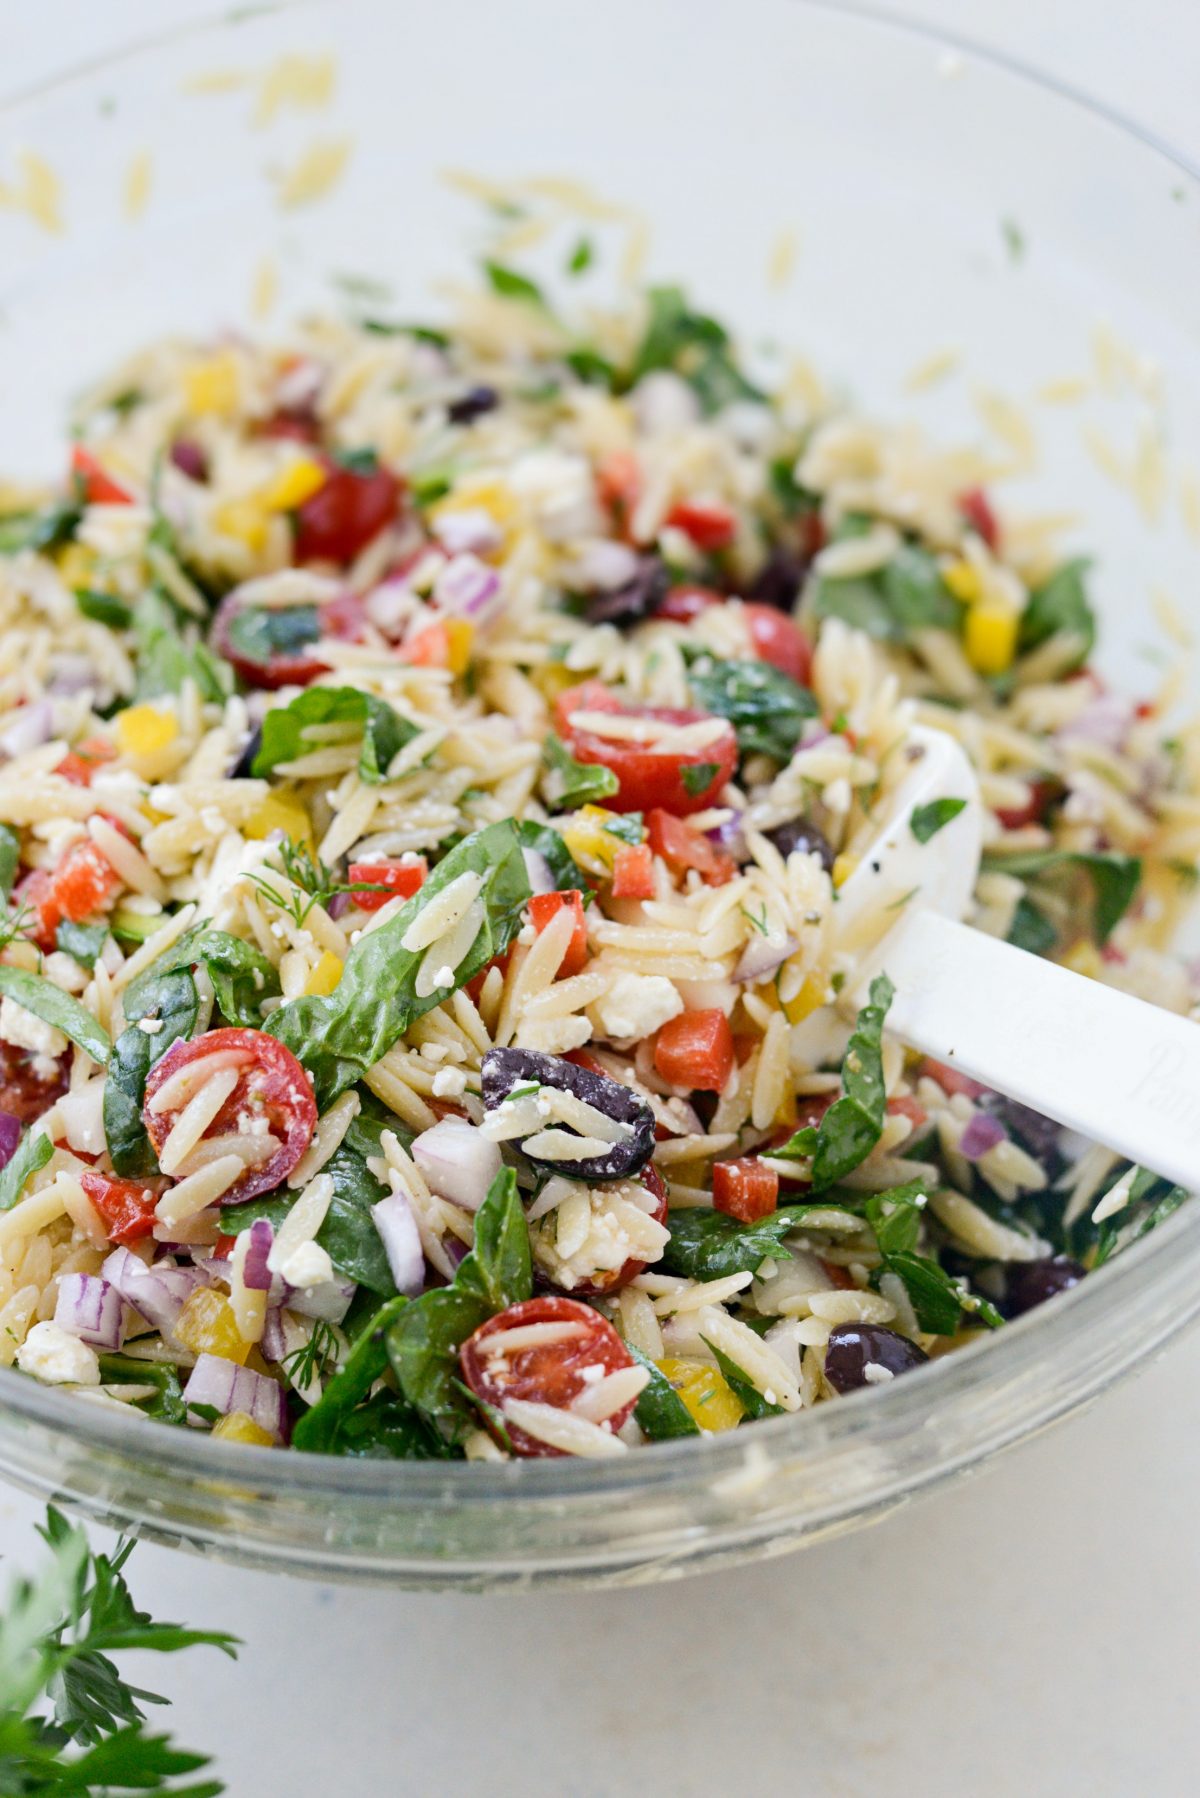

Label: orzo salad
[0,258,1195,1462]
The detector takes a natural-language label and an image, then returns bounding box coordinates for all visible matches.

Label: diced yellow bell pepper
[656,1358,744,1433]
[563,805,633,875]
[244,791,313,848]
[183,350,240,418]
[303,949,343,996]
[431,478,516,532]
[174,1289,251,1365]
[57,543,98,590]
[942,559,982,604]
[783,970,827,1025]
[212,497,269,552]
[115,704,178,757]
[443,618,474,677]
[831,853,857,889]
[261,457,327,513]
[1061,939,1102,979]
[964,600,1019,676]
[211,1409,275,1446]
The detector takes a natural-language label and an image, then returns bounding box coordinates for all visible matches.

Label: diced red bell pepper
[647,809,737,886]
[611,843,656,900]
[887,1094,928,1133]
[80,1172,161,1245]
[654,583,725,625]
[959,486,1000,551]
[22,836,121,949]
[919,1057,988,1101]
[595,450,641,534]
[712,1156,779,1222]
[654,1008,735,1094]
[665,498,737,552]
[70,444,133,506]
[742,603,813,686]
[527,889,589,978]
[54,737,116,788]
[347,857,427,911]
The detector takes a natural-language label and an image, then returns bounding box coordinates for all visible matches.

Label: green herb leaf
[541,731,619,807]
[134,589,232,703]
[1006,895,1057,957]
[1018,557,1095,669]
[660,1207,797,1281]
[54,920,110,971]
[774,974,894,1189]
[103,944,202,1176]
[701,1337,784,1418]
[982,848,1140,943]
[863,1178,929,1255]
[815,544,959,643]
[266,819,531,1107]
[681,760,720,797]
[564,347,618,387]
[0,967,110,1064]
[630,285,764,414]
[0,498,81,557]
[514,820,593,901]
[224,601,319,668]
[627,1346,701,1439]
[686,655,818,762]
[1094,1166,1188,1267]
[566,237,594,275]
[96,1355,187,1424]
[455,1166,532,1313]
[291,1293,410,1452]
[0,1129,53,1212]
[875,1249,1003,1334]
[483,260,547,307]
[910,797,967,844]
[252,685,420,786]
[0,824,21,900]
[75,587,134,629]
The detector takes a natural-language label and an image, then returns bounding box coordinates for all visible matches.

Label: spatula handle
[878,908,1200,1193]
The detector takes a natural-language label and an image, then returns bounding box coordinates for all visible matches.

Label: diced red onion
[365,576,420,638]
[260,1305,286,1363]
[706,813,747,859]
[432,552,501,621]
[958,1111,1007,1161]
[287,1275,355,1323]
[569,539,640,592]
[1058,694,1133,753]
[632,370,701,435]
[54,1273,124,1350]
[734,931,797,983]
[241,1218,274,1292]
[170,438,208,482]
[0,1112,20,1171]
[432,508,503,558]
[102,1247,206,1335]
[371,1192,425,1296]
[412,1117,501,1213]
[48,656,96,697]
[1,700,54,758]
[183,1352,288,1441]
[521,847,555,894]
[327,889,354,919]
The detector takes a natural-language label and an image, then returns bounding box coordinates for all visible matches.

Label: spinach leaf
[133,589,232,703]
[387,1166,531,1420]
[982,849,1140,943]
[565,347,618,388]
[192,931,280,1028]
[567,236,594,275]
[686,656,818,762]
[863,1179,928,1255]
[910,798,967,844]
[0,1129,53,1212]
[540,732,619,808]
[225,602,319,667]
[815,545,959,643]
[630,286,764,414]
[483,261,547,308]
[291,1293,409,1452]
[0,967,110,1064]
[267,819,531,1107]
[875,1250,1003,1335]
[774,973,894,1189]
[53,920,110,971]
[103,952,199,1176]
[329,1389,457,1458]
[628,1346,701,1439]
[1094,1166,1188,1267]
[660,1207,797,1281]
[701,1337,784,1419]
[253,686,420,785]
[1006,895,1057,957]
[1019,557,1095,669]
[96,1353,186,1424]
[0,825,20,900]
[0,497,81,556]
[75,588,134,629]
[515,820,593,901]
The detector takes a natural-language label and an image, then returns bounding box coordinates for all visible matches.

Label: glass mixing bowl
[1,0,1198,1588]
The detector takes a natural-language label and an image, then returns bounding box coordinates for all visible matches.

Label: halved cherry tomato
[665,498,737,552]
[55,737,116,788]
[294,457,402,565]
[571,1163,669,1297]
[347,857,427,912]
[712,1157,779,1222]
[654,583,724,625]
[959,486,1000,551]
[257,411,322,446]
[646,809,737,886]
[993,777,1054,832]
[80,1171,162,1246]
[527,890,588,978]
[212,588,365,690]
[611,842,656,900]
[820,1259,855,1291]
[21,837,121,950]
[459,1294,639,1457]
[654,1008,735,1094]
[743,603,813,686]
[919,1057,988,1101]
[0,1040,68,1122]
[554,681,736,817]
[70,444,133,506]
[142,1027,317,1206]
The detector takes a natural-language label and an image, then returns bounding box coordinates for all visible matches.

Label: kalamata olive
[765,815,835,874]
[1005,1256,1085,1317]
[824,1323,929,1393]
[585,556,670,626]
[170,438,208,482]
[481,1046,655,1181]
[980,1094,1062,1165]
[228,723,263,779]
[748,546,808,612]
[447,384,499,424]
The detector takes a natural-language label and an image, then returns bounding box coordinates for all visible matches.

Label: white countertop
[2,5,1199,1794]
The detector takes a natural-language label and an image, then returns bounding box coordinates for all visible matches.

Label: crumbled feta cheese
[432,1067,467,1099]
[137,1017,164,1035]
[862,1361,895,1385]
[594,972,684,1042]
[433,965,454,989]
[0,996,68,1061]
[279,1241,335,1290]
[17,1321,101,1386]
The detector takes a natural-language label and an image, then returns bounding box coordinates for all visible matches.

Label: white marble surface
[2,5,1199,1794]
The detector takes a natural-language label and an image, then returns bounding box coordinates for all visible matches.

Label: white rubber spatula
[828,724,1200,1192]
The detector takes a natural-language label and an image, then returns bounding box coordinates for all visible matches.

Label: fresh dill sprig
[246,836,388,928]
[282,1317,340,1388]
[0,1504,237,1795]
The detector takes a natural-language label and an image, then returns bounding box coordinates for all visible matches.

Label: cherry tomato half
[70,444,133,506]
[527,890,589,978]
[142,1027,317,1205]
[742,603,813,686]
[347,857,427,912]
[294,458,402,565]
[459,1295,639,1457]
[654,583,724,625]
[664,498,737,552]
[646,809,737,886]
[0,1040,68,1123]
[959,486,1000,552]
[80,1171,163,1246]
[553,681,736,817]
[212,588,365,690]
[571,1163,669,1297]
